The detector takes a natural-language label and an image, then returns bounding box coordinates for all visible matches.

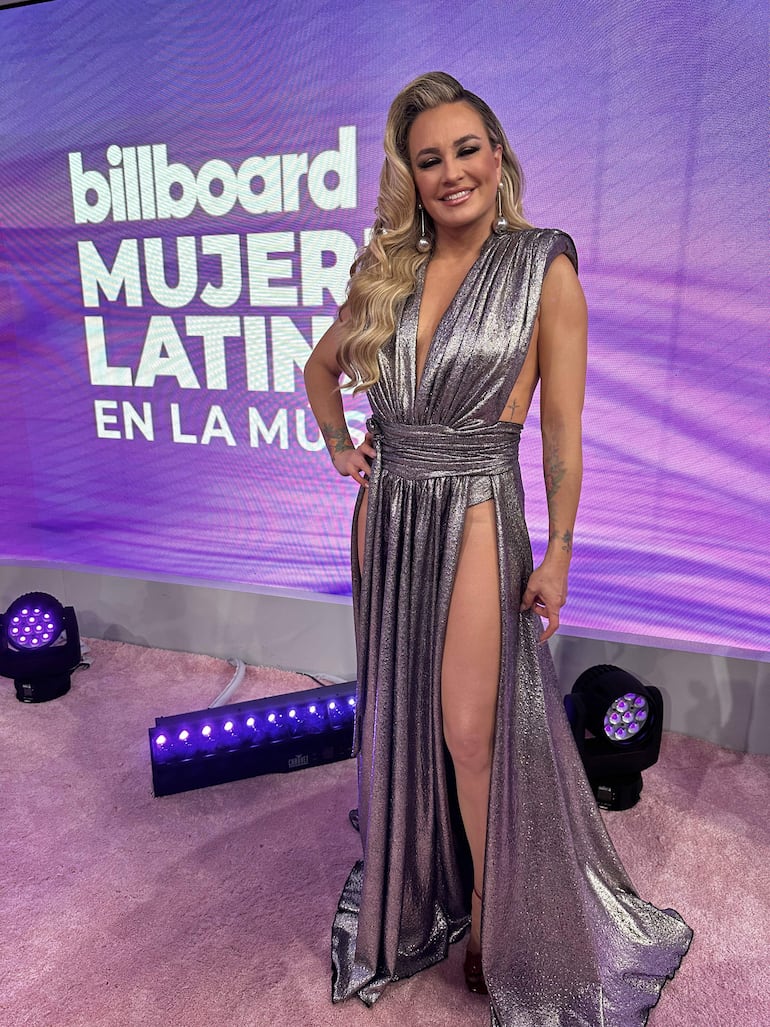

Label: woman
[304,72,691,1026]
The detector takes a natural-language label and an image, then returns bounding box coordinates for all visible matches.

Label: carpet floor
[0,638,767,1027]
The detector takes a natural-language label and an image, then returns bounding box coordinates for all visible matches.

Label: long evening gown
[331,228,692,1026]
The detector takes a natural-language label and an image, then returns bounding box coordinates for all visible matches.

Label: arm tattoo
[550,528,573,553]
[320,422,354,455]
[544,441,566,502]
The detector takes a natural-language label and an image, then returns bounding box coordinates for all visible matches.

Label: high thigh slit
[441,496,501,952]
[332,228,692,1026]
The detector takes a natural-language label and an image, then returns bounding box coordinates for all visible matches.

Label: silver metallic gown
[331,229,692,1026]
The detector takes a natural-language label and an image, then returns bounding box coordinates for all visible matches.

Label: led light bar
[149,681,357,797]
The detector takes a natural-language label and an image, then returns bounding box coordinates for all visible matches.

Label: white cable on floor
[76,641,93,671]
[209,658,245,708]
[208,660,351,709]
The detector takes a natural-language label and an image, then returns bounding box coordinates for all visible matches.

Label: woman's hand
[520,559,569,642]
[331,431,376,487]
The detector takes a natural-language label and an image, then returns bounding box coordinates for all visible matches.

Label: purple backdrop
[1,0,767,653]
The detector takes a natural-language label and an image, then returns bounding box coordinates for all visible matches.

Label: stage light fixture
[0,592,81,702]
[149,681,357,797]
[563,664,663,811]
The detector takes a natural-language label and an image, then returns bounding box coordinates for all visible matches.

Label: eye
[458,145,480,157]
[417,157,440,169]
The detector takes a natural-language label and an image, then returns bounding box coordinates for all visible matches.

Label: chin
[433,208,492,233]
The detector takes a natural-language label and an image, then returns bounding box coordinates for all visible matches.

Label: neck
[432,221,494,262]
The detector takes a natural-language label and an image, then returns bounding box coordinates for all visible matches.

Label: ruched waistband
[367,417,522,480]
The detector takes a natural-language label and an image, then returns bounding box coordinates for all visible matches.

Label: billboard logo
[69,127,357,224]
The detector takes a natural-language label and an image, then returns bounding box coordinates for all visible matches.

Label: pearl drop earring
[494,183,508,234]
[416,204,431,252]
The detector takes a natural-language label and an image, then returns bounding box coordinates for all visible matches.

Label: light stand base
[14,673,72,703]
[592,772,643,811]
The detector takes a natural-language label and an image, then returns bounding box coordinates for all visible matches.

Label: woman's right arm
[303,318,375,487]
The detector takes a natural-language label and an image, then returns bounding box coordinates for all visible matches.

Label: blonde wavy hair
[338,71,532,392]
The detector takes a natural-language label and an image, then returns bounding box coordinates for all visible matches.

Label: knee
[444,720,494,776]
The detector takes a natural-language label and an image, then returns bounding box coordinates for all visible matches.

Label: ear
[493,143,503,179]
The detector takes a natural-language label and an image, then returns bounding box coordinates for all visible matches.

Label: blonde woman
[304,72,691,1025]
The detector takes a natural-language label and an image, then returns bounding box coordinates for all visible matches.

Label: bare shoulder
[543,253,582,295]
[541,254,586,327]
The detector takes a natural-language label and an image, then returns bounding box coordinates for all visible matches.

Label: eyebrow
[414,134,484,159]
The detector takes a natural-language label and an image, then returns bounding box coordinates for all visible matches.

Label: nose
[441,154,463,183]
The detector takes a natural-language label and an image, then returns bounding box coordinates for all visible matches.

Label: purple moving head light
[563,665,663,811]
[604,691,650,743]
[6,595,63,649]
[0,592,81,702]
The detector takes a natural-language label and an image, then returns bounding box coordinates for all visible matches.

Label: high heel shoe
[463,947,488,995]
[464,886,488,995]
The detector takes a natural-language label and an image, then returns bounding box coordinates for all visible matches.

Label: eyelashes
[417,146,481,170]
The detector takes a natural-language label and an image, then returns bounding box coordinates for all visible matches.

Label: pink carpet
[1,639,767,1027]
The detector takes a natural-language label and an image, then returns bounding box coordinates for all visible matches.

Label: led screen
[0,0,767,652]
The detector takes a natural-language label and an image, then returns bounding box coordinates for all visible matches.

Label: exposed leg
[355,488,368,577]
[441,499,501,954]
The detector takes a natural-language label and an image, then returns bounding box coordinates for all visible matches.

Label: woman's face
[407,101,502,241]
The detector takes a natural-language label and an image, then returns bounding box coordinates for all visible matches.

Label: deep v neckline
[412,235,495,401]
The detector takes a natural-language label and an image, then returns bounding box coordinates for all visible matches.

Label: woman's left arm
[520,253,588,641]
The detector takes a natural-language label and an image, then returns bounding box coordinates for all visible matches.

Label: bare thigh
[441,499,501,761]
[355,487,368,577]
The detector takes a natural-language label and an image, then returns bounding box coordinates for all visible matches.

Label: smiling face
[407,101,502,244]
